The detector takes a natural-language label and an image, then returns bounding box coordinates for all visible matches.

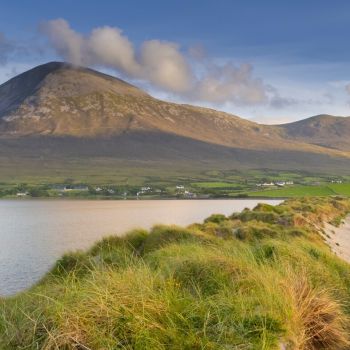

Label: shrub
[142,225,213,254]
[50,251,94,277]
[234,221,281,241]
[204,213,227,224]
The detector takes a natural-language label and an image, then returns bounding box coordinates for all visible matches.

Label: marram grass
[1,197,350,349]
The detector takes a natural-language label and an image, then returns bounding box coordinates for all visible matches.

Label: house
[275,181,286,187]
[141,186,151,192]
[95,187,103,192]
[51,185,67,192]
[184,191,197,199]
[331,180,343,184]
[16,191,28,197]
[176,185,185,190]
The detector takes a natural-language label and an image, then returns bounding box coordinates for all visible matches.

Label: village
[2,174,347,199]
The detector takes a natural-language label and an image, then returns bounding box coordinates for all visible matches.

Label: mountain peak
[0,61,149,127]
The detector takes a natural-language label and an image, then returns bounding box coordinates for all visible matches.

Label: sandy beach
[324,216,350,263]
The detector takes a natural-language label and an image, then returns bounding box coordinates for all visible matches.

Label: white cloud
[140,40,194,93]
[41,19,84,65]
[41,18,272,106]
[193,62,268,104]
[41,19,193,94]
[88,26,140,76]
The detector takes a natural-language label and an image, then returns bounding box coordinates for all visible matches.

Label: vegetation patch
[1,197,350,349]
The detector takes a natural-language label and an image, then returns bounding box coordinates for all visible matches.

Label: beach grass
[1,197,350,349]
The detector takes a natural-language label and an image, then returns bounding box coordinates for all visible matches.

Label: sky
[0,0,350,123]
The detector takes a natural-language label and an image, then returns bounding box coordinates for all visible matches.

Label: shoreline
[324,215,350,263]
[0,196,288,201]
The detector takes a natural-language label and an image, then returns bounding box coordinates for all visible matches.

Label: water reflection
[0,199,281,295]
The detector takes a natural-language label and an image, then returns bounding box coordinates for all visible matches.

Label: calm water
[0,199,281,296]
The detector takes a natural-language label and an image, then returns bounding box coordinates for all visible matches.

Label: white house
[17,191,28,197]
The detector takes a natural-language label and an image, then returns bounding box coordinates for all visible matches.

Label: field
[1,163,350,199]
[247,183,350,198]
[1,197,350,349]
[329,183,350,196]
[191,182,240,188]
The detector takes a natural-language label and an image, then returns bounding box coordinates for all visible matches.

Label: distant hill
[279,115,350,151]
[0,62,349,180]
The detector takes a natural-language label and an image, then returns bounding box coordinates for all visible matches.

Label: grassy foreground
[1,197,350,349]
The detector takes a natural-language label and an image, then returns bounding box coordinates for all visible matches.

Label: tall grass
[1,197,350,349]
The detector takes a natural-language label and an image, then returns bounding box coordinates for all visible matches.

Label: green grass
[1,167,349,199]
[1,197,350,349]
[247,183,350,198]
[329,183,350,196]
[191,182,239,188]
[248,185,336,197]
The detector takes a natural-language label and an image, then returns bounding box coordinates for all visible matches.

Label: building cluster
[175,185,196,198]
[256,181,294,187]
[52,185,89,192]
[95,187,115,194]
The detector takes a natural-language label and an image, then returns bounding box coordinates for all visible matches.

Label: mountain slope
[279,115,350,151]
[0,62,349,178]
[0,62,341,154]
[0,62,280,150]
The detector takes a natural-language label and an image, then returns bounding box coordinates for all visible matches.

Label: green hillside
[1,197,350,349]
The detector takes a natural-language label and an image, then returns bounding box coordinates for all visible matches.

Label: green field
[1,165,350,199]
[247,184,350,198]
[328,183,350,196]
[191,181,239,188]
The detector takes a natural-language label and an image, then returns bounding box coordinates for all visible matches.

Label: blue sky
[0,0,350,123]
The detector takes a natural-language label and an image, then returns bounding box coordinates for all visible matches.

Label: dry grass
[280,271,349,350]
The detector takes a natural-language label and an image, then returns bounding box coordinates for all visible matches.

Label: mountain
[279,115,350,151]
[0,62,349,181]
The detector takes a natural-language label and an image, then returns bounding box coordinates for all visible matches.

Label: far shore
[324,216,350,263]
[0,196,288,201]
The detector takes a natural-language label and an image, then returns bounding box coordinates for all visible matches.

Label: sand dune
[324,217,350,263]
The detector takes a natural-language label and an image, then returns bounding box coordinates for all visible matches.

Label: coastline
[324,215,350,263]
[0,196,288,201]
[2,197,350,349]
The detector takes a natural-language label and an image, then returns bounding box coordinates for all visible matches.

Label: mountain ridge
[0,62,349,177]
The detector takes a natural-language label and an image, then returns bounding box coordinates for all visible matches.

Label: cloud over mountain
[41,19,269,105]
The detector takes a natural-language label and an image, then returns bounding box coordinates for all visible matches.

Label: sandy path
[324,216,350,263]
